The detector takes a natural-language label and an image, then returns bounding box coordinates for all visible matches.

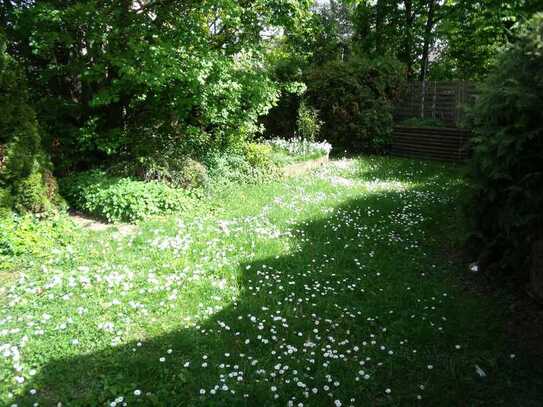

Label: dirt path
[70,212,137,236]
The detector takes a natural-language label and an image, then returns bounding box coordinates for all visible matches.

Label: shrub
[0,35,62,214]
[0,213,76,264]
[296,101,322,141]
[261,40,308,140]
[60,171,193,223]
[175,159,209,189]
[11,158,64,214]
[306,56,405,151]
[243,143,274,170]
[204,147,278,185]
[467,13,543,276]
[110,155,208,190]
[0,187,13,218]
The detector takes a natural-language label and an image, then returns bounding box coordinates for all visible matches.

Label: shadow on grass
[14,186,542,407]
[352,155,467,185]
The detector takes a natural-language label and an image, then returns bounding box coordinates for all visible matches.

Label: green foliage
[0,35,61,214]
[204,147,278,186]
[306,56,405,151]
[431,0,540,80]
[467,14,543,274]
[284,0,538,81]
[243,143,274,170]
[174,159,209,190]
[12,162,50,213]
[261,38,308,139]
[0,213,76,268]
[0,187,13,218]
[2,1,314,171]
[110,156,208,190]
[296,101,322,141]
[60,171,193,223]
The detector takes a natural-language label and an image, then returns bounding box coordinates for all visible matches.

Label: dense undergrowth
[467,13,543,278]
[55,139,329,224]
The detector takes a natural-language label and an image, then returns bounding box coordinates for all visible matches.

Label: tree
[430,0,540,80]
[1,0,312,171]
[0,33,62,213]
[345,0,539,80]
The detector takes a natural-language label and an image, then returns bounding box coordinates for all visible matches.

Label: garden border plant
[466,13,543,285]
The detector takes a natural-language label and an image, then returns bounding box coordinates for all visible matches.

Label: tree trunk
[420,0,437,117]
[402,0,414,78]
[420,0,436,82]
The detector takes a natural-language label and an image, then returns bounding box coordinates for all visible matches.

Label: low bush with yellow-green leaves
[0,213,76,270]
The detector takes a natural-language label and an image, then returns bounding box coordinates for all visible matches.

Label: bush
[0,213,76,265]
[8,3,283,172]
[467,13,543,276]
[204,146,278,185]
[60,171,193,223]
[306,56,405,151]
[243,143,274,170]
[0,187,13,218]
[296,101,322,141]
[0,35,62,214]
[261,40,308,140]
[110,155,208,190]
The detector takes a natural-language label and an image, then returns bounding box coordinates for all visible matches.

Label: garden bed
[281,154,329,177]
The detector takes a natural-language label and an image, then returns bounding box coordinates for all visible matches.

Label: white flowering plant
[265,137,332,165]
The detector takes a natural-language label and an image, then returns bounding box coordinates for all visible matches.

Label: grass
[1,156,542,406]
[270,149,328,166]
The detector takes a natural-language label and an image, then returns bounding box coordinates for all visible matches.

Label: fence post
[432,80,437,120]
[420,81,426,118]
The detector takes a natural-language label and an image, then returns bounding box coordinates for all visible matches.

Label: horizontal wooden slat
[394,134,465,142]
[391,147,466,160]
[390,124,472,162]
[393,143,465,154]
[390,150,462,162]
[393,139,465,150]
[394,138,467,147]
[394,145,465,154]
[394,126,469,134]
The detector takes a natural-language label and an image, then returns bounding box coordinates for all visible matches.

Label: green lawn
[1,157,541,406]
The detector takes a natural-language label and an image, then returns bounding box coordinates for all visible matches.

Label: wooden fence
[394,81,477,127]
[391,126,471,162]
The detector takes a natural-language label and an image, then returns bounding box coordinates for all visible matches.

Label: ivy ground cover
[1,157,541,406]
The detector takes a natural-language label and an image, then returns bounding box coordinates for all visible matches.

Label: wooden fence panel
[394,80,477,127]
[390,126,471,162]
